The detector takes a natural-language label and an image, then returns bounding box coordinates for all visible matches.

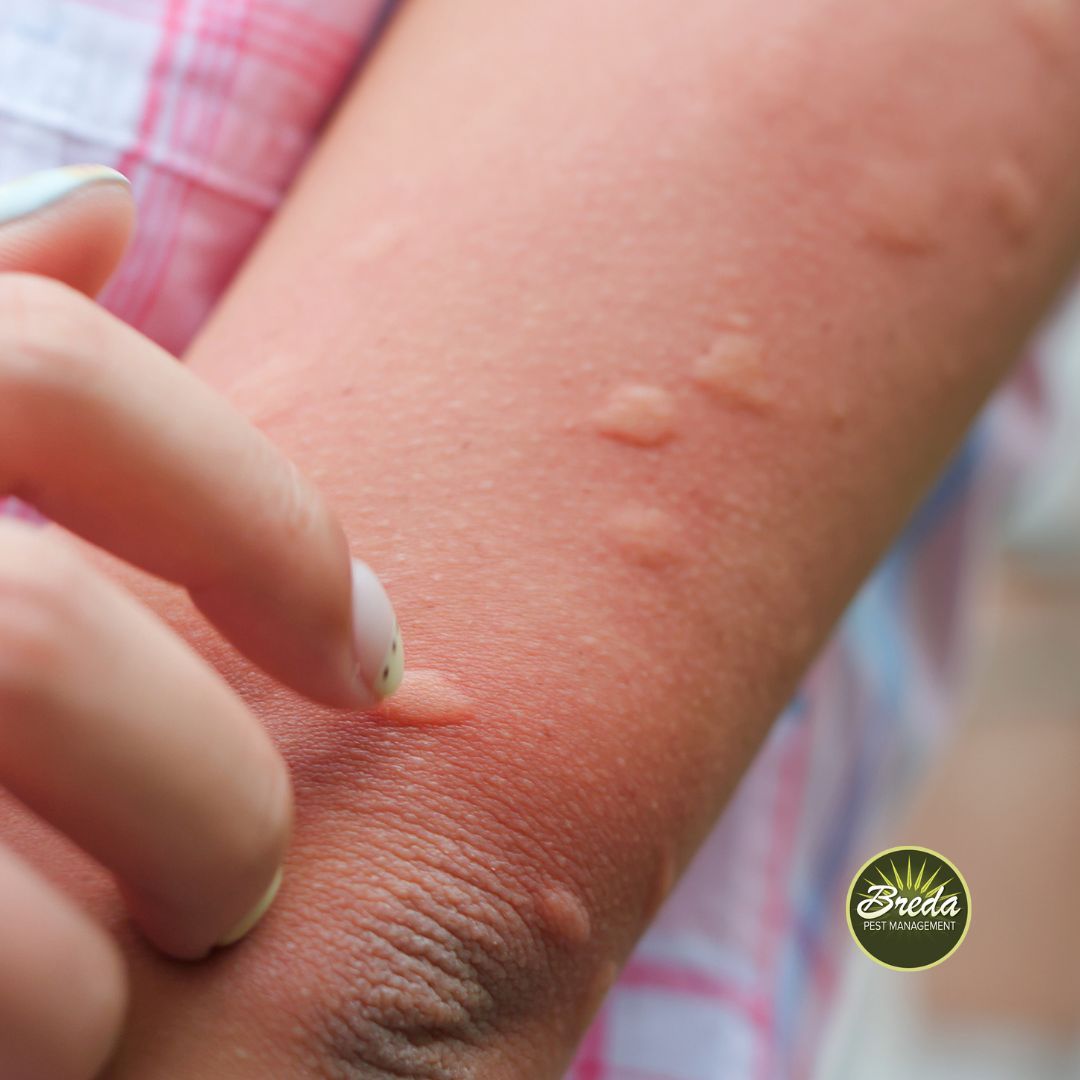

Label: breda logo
[846,845,971,971]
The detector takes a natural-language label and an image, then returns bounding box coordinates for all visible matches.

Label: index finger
[0,272,403,708]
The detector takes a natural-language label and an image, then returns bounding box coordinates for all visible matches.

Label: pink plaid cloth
[0,3,1059,1076]
[0,0,384,353]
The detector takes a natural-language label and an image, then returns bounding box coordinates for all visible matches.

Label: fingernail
[0,164,130,226]
[351,557,405,702]
[217,865,284,948]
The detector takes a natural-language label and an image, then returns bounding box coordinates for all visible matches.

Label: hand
[0,167,403,1080]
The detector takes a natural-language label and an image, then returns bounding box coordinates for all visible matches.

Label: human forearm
[113,0,1080,1074]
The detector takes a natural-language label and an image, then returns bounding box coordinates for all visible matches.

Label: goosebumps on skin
[5,0,1076,1076]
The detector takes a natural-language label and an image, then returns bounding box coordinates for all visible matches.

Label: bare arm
[98,0,1080,1074]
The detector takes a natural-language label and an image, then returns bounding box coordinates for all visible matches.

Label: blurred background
[818,295,1080,1079]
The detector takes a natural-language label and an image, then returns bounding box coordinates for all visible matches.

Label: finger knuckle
[0,526,88,700]
[275,455,330,550]
[0,273,105,400]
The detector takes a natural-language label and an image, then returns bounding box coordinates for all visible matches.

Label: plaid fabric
[0,3,1058,1076]
[0,0,384,352]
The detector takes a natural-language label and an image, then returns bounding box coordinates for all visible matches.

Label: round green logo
[846,845,971,971]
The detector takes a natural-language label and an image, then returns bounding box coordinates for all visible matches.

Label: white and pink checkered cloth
[0,3,1064,1077]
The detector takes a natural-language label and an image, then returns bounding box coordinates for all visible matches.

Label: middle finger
[0,520,291,959]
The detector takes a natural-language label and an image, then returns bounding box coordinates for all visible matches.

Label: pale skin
[2,0,1080,1076]
[0,179,384,1075]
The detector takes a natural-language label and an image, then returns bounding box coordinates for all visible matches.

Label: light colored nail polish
[217,866,283,948]
[0,164,130,226]
[351,557,405,702]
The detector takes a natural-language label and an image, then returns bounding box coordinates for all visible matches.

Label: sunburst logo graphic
[846,845,971,970]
